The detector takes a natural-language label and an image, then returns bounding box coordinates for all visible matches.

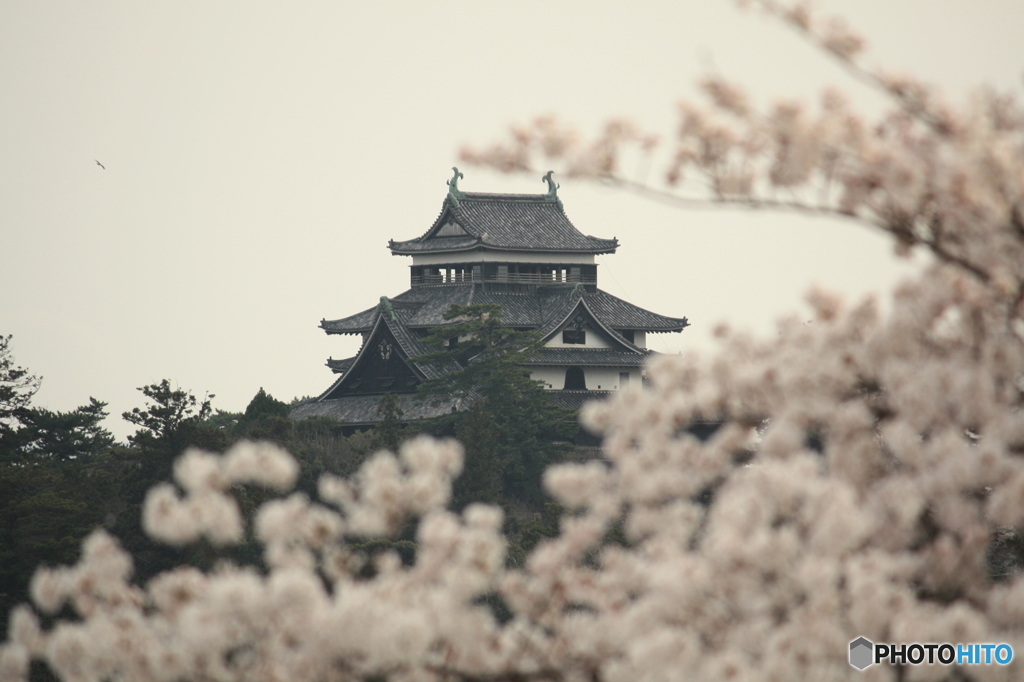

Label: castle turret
[292,170,688,431]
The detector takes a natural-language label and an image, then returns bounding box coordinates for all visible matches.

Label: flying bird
[95,160,105,170]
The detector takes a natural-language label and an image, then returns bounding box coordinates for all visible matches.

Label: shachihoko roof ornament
[377,296,396,322]
[446,167,465,207]
[542,170,562,208]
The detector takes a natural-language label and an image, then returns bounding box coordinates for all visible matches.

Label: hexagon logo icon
[849,637,874,670]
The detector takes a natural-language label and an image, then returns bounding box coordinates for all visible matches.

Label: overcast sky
[2,1,1022,440]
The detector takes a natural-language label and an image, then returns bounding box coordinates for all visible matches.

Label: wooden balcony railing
[411,272,597,287]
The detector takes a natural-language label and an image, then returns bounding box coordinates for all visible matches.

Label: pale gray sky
[2,1,1022,439]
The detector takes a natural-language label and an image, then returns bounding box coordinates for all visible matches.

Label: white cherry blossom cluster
[5,261,1024,681]
[143,441,298,547]
[0,438,515,681]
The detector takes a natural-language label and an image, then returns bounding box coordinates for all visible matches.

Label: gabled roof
[388,193,618,256]
[536,294,652,359]
[585,290,689,333]
[318,307,460,400]
[320,284,688,335]
[384,313,453,380]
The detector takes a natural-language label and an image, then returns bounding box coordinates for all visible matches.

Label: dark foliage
[0,334,42,461]
[416,304,576,509]
[0,324,581,673]
[13,399,115,462]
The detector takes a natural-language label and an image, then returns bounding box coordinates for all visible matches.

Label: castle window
[562,329,586,344]
[564,366,586,390]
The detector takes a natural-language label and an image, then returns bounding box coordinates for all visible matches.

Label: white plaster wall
[633,330,646,349]
[410,250,596,266]
[585,367,623,390]
[529,366,642,390]
[530,366,566,390]
[545,329,613,349]
[616,368,641,389]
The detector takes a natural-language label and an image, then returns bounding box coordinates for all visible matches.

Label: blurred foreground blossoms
[6,3,1024,681]
[5,278,1024,681]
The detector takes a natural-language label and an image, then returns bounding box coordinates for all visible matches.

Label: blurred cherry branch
[461,0,1024,292]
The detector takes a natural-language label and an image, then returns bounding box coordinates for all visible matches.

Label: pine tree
[416,305,574,507]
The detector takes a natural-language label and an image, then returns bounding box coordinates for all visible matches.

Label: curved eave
[322,327,372,336]
[322,315,388,397]
[324,321,686,336]
[388,242,618,257]
[387,240,480,256]
[523,357,651,367]
[320,308,377,335]
[326,356,356,374]
[313,373,346,402]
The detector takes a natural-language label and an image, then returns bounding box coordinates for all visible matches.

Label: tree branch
[604,175,993,283]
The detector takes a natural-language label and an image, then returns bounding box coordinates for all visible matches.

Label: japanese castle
[291,169,689,430]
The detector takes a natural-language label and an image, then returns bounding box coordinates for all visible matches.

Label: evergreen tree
[0,335,40,417]
[15,398,114,462]
[416,304,575,508]
[0,340,119,631]
[235,387,292,443]
[0,335,41,461]
[116,381,229,582]
[243,387,290,422]
[375,392,406,453]
[118,380,224,472]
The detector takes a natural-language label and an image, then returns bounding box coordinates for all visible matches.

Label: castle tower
[291,169,688,430]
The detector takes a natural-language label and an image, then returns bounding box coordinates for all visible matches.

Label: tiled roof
[586,290,689,332]
[383,314,458,380]
[397,286,477,328]
[321,306,377,334]
[464,289,548,327]
[523,348,651,367]
[290,393,459,425]
[320,284,687,335]
[546,390,614,412]
[291,391,725,429]
[290,390,617,426]
[320,310,461,400]
[321,286,471,335]
[389,193,618,255]
[326,356,355,374]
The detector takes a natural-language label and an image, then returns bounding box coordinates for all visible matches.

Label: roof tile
[523,348,651,366]
[389,193,618,255]
[321,284,687,334]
